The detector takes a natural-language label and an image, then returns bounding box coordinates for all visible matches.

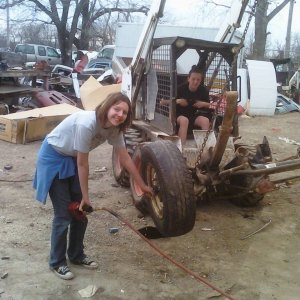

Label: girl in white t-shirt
[33,92,153,280]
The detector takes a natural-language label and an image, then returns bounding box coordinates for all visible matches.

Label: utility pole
[284,0,295,79]
[284,0,294,58]
[6,0,10,49]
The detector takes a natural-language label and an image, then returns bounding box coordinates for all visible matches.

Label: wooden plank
[0,70,50,77]
[0,86,32,94]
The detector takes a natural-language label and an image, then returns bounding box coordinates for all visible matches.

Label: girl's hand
[141,185,154,198]
[193,101,209,108]
[160,98,170,106]
[176,98,188,107]
[79,198,92,212]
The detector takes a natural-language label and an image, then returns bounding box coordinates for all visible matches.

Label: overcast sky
[0,0,299,47]
[163,0,300,45]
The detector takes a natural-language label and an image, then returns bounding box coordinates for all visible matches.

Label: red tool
[68,202,94,222]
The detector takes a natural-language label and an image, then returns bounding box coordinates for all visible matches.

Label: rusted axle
[227,159,300,176]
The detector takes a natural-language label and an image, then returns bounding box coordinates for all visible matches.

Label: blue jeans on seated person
[48,173,86,268]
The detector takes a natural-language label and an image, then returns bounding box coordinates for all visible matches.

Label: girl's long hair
[95,92,132,132]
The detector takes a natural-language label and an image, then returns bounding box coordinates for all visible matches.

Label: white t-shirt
[47,110,125,156]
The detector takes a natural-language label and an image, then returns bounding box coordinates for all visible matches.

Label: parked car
[14,44,62,67]
[97,44,115,60]
[87,45,115,70]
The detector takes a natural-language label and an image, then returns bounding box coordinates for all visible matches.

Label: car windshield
[98,48,114,59]
[47,47,60,58]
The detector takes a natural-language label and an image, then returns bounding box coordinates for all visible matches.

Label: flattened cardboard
[0,103,81,144]
[80,76,121,111]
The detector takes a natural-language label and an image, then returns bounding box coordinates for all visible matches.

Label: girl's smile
[106,101,129,127]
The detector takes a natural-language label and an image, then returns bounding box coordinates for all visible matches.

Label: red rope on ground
[99,207,236,300]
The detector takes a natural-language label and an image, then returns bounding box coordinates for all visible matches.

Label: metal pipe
[219,162,249,177]
[229,159,300,176]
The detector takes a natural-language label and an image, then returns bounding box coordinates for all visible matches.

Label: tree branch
[28,0,53,19]
[90,5,149,24]
[204,0,230,9]
[50,0,63,26]
[267,0,290,22]
[0,0,24,9]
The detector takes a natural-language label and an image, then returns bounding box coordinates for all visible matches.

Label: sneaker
[52,265,74,280]
[71,255,98,269]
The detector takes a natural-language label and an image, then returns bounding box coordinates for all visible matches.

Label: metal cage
[143,36,238,135]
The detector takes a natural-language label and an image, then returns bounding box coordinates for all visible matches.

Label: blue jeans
[48,172,87,268]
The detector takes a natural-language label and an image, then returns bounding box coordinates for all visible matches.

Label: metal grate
[205,52,232,115]
[152,45,172,117]
[205,52,231,97]
[147,42,233,133]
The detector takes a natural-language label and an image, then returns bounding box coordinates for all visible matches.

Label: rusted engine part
[31,91,77,107]
[220,154,300,199]
[184,91,238,169]
[185,91,235,197]
[191,90,300,204]
[192,91,237,197]
[194,142,300,203]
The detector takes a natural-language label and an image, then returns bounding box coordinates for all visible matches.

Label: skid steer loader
[110,0,300,237]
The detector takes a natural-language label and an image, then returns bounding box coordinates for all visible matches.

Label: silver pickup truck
[14,43,62,67]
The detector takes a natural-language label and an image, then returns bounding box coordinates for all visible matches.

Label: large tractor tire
[135,140,196,237]
[112,128,144,187]
[129,146,149,215]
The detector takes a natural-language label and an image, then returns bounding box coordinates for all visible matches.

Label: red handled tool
[68,202,94,222]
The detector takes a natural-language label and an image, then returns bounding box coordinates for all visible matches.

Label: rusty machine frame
[110,1,300,237]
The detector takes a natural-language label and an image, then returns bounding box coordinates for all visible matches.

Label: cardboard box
[0,103,81,144]
[80,76,121,110]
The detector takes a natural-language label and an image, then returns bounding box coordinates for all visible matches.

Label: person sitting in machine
[160,65,213,145]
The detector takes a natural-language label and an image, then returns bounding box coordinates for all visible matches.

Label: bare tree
[204,1,293,60]
[2,0,295,64]
[291,33,300,67]
[77,0,149,50]
[11,23,57,46]
[1,0,149,65]
[252,0,291,60]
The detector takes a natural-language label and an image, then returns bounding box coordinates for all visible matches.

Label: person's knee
[203,118,209,130]
[177,116,189,128]
[195,116,209,129]
[201,121,210,130]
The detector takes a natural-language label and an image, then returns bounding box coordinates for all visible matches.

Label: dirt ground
[0,112,300,300]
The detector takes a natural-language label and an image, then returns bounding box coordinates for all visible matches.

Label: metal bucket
[193,130,217,151]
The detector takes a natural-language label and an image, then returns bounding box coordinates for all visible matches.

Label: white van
[14,44,62,66]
